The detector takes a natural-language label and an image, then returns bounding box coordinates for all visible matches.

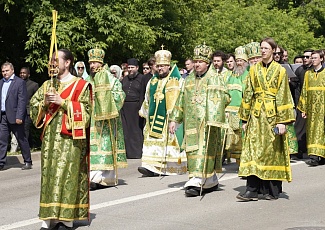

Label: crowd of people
[1,37,325,229]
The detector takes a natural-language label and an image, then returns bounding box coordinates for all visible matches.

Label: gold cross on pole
[161,44,164,50]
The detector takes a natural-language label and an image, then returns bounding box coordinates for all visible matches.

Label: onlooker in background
[120,62,128,81]
[283,49,289,63]
[226,53,236,71]
[298,50,325,166]
[294,55,304,64]
[273,45,284,63]
[19,67,39,148]
[182,58,194,78]
[142,62,151,75]
[110,65,122,81]
[74,61,88,79]
[291,49,314,159]
[142,56,157,92]
[121,58,145,159]
[0,62,32,170]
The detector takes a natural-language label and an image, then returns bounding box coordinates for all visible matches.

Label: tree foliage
[0,0,324,81]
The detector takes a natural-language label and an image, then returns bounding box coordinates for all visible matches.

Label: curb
[7,151,41,165]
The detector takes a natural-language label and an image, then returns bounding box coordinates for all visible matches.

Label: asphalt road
[0,153,325,230]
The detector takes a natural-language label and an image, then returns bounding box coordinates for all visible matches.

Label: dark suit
[0,75,31,166]
[24,78,39,144]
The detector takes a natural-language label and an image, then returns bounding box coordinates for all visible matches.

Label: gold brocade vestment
[30,76,91,221]
[239,61,295,181]
[85,65,127,184]
[298,68,325,158]
[170,65,230,178]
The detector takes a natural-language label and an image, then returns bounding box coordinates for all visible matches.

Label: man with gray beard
[224,46,249,164]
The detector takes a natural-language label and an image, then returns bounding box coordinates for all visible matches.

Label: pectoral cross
[74,110,82,118]
[191,93,203,104]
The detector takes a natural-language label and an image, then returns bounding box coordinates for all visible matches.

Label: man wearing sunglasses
[273,45,284,63]
[291,49,314,160]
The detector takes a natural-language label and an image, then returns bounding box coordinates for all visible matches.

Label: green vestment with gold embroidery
[225,69,248,161]
[298,68,325,158]
[85,65,127,175]
[30,76,91,221]
[139,66,187,175]
[170,65,230,178]
[239,61,295,181]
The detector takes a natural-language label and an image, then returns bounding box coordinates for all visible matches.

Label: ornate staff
[47,10,59,93]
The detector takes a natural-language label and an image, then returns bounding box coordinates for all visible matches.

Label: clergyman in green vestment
[298,50,325,166]
[85,48,127,190]
[224,46,249,164]
[30,49,92,229]
[236,38,295,202]
[137,47,187,177]
[170,44,230,197]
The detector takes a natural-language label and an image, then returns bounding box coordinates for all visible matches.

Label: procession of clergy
[82,38,323,201]
[30,37,325,229]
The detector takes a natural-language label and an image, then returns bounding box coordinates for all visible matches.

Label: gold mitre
[193,43,213,63]
[155,45,172,65]
[88,47,105,63]
[234,46,248,62]
[245,41,261,59]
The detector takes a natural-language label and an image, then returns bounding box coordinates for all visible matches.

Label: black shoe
[264,194,278,201]
[185,187,200,197]
[236,191,258,201]
[56,223,73,230]
[296,151,304,159]
[22,162,32,170]
[0,165,4,171]
[90,182,108,191]
[90,182,98,191]
[306,159,319,167]
[202,184,219,193]
[138,167,159,177]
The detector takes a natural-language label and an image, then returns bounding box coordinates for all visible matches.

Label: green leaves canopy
[0,0,324,80]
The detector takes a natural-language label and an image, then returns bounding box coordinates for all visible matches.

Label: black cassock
[121,72,146,159]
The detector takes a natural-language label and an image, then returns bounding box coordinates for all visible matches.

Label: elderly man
[224,46,249,164]
[170,44,230,197]
[85,47,127,190]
